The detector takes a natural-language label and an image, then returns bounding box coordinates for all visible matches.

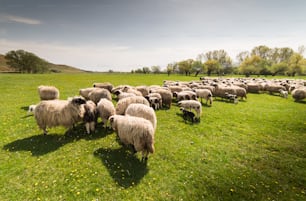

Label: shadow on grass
[94,147,148,188]
[3,123,113,156]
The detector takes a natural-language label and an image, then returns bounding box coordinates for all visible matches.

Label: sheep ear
[109,116,114,123]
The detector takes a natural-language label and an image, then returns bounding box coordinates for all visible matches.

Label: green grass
[0,73,305,201]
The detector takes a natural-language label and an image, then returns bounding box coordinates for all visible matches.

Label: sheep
[177,100,202,119]
[224,92,238,104]
[83,100,98,134]
[149,88,173,109]
[113,90,136,100]
[122,86,143,96]
[291,87,306,102]
[180,107,195,123]
[115,96,150,115]
[34,96,86,135]
[125,103,157,130]
[93,82,113,92]
[96,98,116,129]
[212,84,236,99]
[135,86,149,97]
[109,115,155,160]
[173,91,197,102]
[88,88,112,104]
[27,104,36,115]
[193,89,213,105]
[145,93,162,110]
[38,85,59,100]
[231,85,247,100]
[279,89,288,99]
[79,87,96,100]
[265,84,286,95]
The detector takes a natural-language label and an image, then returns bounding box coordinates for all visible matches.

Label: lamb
[173,91,197,102]
[149,88,173,109]
[27,104,36,115]
[180,107,195,123]
[279,89,288,99]
[34,96,86,135]
[109,115,155,160]
[125,103,157,130]
[177,100,202,119]
[193,89,213,105]
[225,92,238,104]
[93,82,113,92]
[88,88,112,104]
[96,98,116,129]
[115,96,150,115]
[83,100,98,134]
[38,85,59,100]
[291,87,306,102]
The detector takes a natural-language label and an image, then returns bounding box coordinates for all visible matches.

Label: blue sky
[0,0,305,71]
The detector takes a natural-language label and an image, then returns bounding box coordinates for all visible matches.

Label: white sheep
[173,91,197,102]
[177,100,202,119]
[115,96,150,115]
[83,100,98,134]
[109,115,155,160]
[34,96,86,135]
[96,98,116,129]
[193,89,213,105]
[79,87,96,100]
[88,88,112,104]
[149,88,173,109]
[125,103,157,131]
[38,85,59,100]
[113,90,136,100]
[291,87,306,102]
[93,82,113,92]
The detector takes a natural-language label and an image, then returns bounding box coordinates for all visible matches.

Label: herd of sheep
[29,77,306,160]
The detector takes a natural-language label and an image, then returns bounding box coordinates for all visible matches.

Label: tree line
[133,45,306,77]
[4,46,306,76]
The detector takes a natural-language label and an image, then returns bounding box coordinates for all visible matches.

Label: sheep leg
[85,123,90,134]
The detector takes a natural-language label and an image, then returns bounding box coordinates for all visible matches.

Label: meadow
[0,73,305,201]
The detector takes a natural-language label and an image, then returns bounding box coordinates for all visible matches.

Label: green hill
[0,54,86,73]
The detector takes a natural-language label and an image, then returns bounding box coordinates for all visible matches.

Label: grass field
[0,73,305,201]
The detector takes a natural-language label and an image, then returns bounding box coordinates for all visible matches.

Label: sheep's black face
[72,97,86,105]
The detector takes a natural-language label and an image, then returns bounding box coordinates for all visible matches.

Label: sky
[0,0,305,72]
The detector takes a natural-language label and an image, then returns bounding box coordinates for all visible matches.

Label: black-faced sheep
[83,100,98,134]
[96,98,116,129]
[113,90,136,100]
[38,85,60,100]
[180,107,195,123]
[225,92,238,104]
[177,100,202,119]
[125,103,157,131]
[34,96,86,135]
[150,88,172,109]
[115,96,150,115]
[27,104,36,115]
[173,91,197,102]
[109,115,155,160]
[145,93,162,110]
[193,89,213,105]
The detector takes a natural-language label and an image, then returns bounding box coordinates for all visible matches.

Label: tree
[236,51,250,64]
[5,49,48,73]
[142,67,150,74]
[270,62,288,76]
[191,60,204,77]
[251,45,271,60]
[239,55,262,77]
[287,53,305,76]
[178,59,193,76]
[151,66,161,74]
[204,59,220,76]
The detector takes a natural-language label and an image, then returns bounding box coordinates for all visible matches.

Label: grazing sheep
[27,104,36,115]
[212,84,236,99]
[173,91,197,102]
[93,82,113,92]
[279,89,288,99]
[34,96,86,135]
[83,100,98,134]
[177,100,202,118]
[135,86,149,97]
[125,103,157,130]
[38,85,59,100]
[265,84,286,95]
[115,96,150,115]
[96,98,116,129]
[113,90,136,100]
[180,107,195,123]
[150,88,173,109]
[79,87,96,100]
[122,86,143,96]
[145,93,162,110]
[225,92,238,104]
[193,89,213,105]
[88,88,112,104]
[109,115,155,160]
[291,87,306,102]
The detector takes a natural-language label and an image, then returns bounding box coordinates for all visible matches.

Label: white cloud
[0,14,42,25]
